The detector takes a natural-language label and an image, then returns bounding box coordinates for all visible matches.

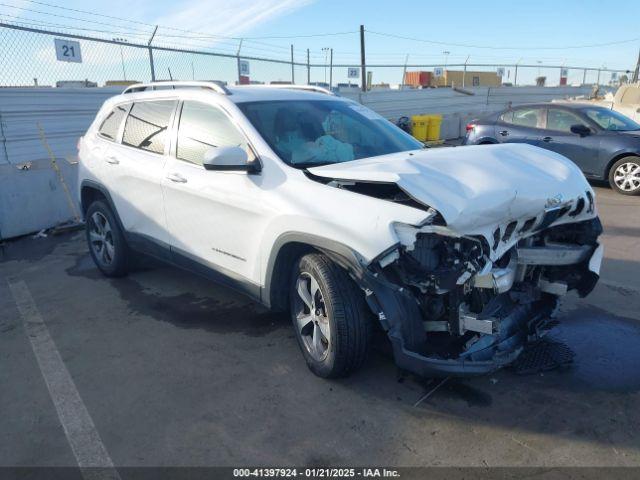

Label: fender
[602,150,640,179]
[261,232,371,309]
[80,180,124,229]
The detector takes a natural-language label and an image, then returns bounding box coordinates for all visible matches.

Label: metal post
[597,68,601,86]
[307,49,310,84]
[462,55,469,88]
[291,44,295,84]
[360,25,366,92]
[236,39,243,85]
[329,48,333,90]
[148,25,158,82]
[632,48,640,83]
[583,69,587,85]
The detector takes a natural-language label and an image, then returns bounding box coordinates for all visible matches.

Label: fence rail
[0,22,632,89]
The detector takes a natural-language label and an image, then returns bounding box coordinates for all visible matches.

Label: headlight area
[362,217,603,377]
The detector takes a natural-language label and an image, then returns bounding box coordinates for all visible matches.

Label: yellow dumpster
[411,115,429,141]
[426,114,442,141]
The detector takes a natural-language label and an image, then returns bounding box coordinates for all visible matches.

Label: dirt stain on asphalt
[67,253,288,337]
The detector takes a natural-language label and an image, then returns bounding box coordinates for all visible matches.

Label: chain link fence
[0,22,631,89]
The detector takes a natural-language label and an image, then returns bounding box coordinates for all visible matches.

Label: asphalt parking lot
[1,185,640,469]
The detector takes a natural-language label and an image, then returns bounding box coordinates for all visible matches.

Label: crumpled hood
[308,143,593,233]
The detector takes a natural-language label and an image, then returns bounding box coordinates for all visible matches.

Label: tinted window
[510,108,544,128]
[98,104,129,141]
[122,100,176,154]
[176,101,252,165]
[237,100,423,167]
[547,109,584,132]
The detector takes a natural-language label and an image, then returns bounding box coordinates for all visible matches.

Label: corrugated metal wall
[0,88,120,239]
[341,85,593,139]
[0,85,591,240]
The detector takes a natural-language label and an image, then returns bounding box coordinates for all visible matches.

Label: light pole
[443,50,450,69]
[113,37,128,81]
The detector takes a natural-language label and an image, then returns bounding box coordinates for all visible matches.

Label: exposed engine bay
[363,213,602,376]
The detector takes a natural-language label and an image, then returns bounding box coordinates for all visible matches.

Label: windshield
[237,100,424,167]
[584,107,640,131]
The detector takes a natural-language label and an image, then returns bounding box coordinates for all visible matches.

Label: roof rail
[123,81,231,95]
[238,84,335,96]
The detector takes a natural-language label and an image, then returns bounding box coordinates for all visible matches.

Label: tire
[85,200,129,277]
[608,156,640,195]
[290,253,371,378]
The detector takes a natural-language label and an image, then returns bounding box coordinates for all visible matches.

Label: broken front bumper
[363,224,603,378]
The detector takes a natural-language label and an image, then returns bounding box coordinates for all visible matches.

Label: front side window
[546,109,585,132]
[98,103,129,141]
[237,100,423,167]
[584,107,640,132]
[122,100,176,154]
[510,107,544,128]
[176,101,253,165]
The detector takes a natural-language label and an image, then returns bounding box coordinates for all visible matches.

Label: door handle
[499,130,509,136]
[105,156,119,165]
[166,173,187,183]
[542,136,553,142]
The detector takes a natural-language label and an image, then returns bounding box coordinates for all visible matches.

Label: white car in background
[78,81,602,379]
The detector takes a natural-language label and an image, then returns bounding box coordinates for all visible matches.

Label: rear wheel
[86,200,129,277]
[609,157,640,195]
[290,253,371,378]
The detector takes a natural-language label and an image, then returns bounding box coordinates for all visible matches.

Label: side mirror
[570,124,591,136]
[203,146,261,173]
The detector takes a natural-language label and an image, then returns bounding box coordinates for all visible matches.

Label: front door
[537,108,600,176]
[162,100,266,286]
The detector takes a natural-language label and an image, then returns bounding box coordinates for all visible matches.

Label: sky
[1,0,639,86]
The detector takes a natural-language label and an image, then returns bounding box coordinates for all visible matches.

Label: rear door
[537,107,600,175]
[495,107,545,144]
[162,100,266,285]
[104,99,177,253]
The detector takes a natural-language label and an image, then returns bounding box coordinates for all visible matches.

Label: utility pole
[236,39,243,85]
[360,24,366,92]
[514,58,522,86]
[329,48,333,90]
[632,47,640,83]
[583,68,587,85]
[291,45,295,84]
[306,48,310,84]
[113,37,128,81]
[148,26,158,82]
[401,54,409,90]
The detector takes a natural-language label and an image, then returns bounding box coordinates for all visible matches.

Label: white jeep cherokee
[78,81,603,379]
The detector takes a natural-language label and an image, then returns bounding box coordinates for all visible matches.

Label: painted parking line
[8,279,121,480]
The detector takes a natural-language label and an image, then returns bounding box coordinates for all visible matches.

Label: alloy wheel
[88,211,115,266]
[613,162,640,192]
[293,272,330,361]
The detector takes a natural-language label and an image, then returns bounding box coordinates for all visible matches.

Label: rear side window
[122,100,176,154]
[98,104,129,141]
[510,107,544,128]
[176,101,252,165]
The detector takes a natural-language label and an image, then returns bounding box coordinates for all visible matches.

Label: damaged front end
[363,213,603,378]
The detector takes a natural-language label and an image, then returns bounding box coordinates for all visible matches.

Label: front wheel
[609,157,640,195]
[290,253,372,378]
